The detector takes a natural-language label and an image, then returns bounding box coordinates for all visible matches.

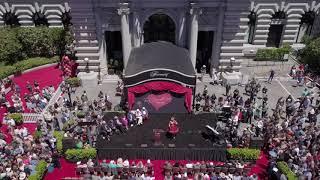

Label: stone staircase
[219,0,252,71]
[69,0,100,72]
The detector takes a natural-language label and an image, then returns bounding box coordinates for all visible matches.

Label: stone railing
[22,113,43,123]
[41,84,63,116]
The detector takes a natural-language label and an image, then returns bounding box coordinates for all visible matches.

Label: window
[247,11,257,44]
[296,11,316,43]
[267,11,286,47]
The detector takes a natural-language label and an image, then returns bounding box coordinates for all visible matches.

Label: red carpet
[0,65,62,142]
[248,151,269,179]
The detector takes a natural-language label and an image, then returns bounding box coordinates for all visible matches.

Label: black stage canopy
[124,41,196,87]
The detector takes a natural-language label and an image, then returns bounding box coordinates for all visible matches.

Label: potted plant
[8,113,23,126]
[65,77,81,87]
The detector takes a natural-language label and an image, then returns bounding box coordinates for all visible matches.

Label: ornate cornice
[118,2,130,15]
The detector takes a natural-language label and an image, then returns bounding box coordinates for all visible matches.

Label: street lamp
[84,58,90,73]
[66,83,72,109]
[97,65,102,85]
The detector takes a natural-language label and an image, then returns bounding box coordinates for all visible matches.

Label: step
[219,59,243,64]
[75,35,97,40]
[219,65,242,70]
[76,52,100,60]
[75,46,99,52]
[77,65,99,72]
[220,53,244,57]
[76,60,100,65]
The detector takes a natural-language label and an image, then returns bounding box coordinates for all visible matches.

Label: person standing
[267,69,275,83]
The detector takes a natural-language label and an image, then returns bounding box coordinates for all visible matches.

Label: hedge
[0,65,16,79]
[28,160,48,180]
[277,161,298,180]
[0,56,59,79]
[65,148,97,162]
[255,44,292,61]
[53,131,64,154]
[227,148,260,160]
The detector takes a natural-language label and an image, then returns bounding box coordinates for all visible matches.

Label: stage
[96,113,227,161]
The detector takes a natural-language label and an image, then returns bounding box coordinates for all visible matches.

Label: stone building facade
[1,0,320,76]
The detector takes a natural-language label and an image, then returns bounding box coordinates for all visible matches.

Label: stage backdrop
[133,91,187,113]
[127,81,192,113]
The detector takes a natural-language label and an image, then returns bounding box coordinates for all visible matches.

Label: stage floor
[96,113,227,161]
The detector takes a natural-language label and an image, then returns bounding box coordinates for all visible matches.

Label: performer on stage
[167,117,179,139]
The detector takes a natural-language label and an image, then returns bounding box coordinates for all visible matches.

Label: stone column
[118,3,132,69]
[211,4,225,70]
[178,11,187,47]
[133,12,142,47]
[189,3,202,69]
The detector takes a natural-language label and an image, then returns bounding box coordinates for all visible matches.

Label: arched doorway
[143,13,175,44]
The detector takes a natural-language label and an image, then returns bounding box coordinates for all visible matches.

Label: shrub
[255,44,292,61]
[28,160,48,180]
[277,161,298,180]
[65,77,81,87]
[65,148,97,162]
[8,113,23,125]
[53,131,64,154]
[0,28,23,63]
[227,148,260,160]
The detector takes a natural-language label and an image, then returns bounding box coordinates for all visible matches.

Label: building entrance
[143,13,176,44]
[105,31,123,74]
[196,31,214,73]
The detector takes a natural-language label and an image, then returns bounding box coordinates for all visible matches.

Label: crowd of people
[75,158,155,180]
[0,79,55,113]
[265,92,320,179]
[163,161,256,180]
[0,111,60,179]
[195,79,268,148]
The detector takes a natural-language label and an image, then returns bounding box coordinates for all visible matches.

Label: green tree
[299,36,320,74]
[0,28,23,64]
